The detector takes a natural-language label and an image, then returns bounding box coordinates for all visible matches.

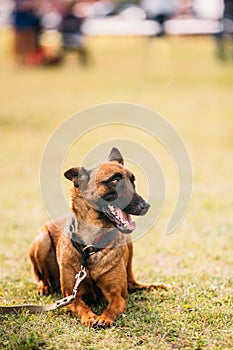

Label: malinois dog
[29,148,167,328]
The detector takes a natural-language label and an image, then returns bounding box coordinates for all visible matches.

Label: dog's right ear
[64,167,89,188]
[107,147,124,165]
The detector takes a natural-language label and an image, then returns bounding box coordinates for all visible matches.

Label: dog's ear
[64,167,89,188]
[107,147,124,165]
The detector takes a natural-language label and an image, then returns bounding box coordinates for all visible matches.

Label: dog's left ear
[64,167,89,188]
[107,147,124,165]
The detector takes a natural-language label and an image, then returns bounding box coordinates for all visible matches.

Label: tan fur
[29,152,167,328]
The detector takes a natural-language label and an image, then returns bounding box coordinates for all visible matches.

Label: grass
[0,29,233,349]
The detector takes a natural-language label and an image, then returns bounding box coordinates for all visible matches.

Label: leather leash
[0,266,87,315]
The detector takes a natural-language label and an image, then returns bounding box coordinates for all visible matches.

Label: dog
[29,147,167,328]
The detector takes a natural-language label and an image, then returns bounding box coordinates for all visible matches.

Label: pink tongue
[115,208,136,231]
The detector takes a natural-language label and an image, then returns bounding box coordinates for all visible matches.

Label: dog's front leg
[94,292,126,328]
[60,267,98,326]
[94,264,127,328]
[68,296,99,327]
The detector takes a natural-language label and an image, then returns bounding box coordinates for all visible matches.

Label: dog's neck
[70,188,114,246]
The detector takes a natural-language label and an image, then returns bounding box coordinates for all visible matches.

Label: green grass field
[0,30,233,349]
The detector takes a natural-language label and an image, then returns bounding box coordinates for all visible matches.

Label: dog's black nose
[139,201,150,214]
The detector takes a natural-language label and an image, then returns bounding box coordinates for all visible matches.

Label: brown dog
[29,148,167,327]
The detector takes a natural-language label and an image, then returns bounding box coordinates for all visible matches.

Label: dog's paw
[93,316,114,329]
[38,285,51,296]
[81,314,99,327]
[147,283,169,291]
[128,282,169,293]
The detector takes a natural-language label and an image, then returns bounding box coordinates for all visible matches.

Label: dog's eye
[110,174,122,186]
[104,173,122,186]
[111,178,119,186]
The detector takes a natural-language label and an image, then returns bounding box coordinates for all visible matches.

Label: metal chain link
[55,266,87,309]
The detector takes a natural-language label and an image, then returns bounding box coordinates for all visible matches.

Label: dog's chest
[87,246,127,280]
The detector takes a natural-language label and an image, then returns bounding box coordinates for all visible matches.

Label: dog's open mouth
[103,204,136,234]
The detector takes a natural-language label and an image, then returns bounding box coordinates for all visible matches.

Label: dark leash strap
[70,228,119,268]
[69,214,119,268]
[0,266,87,315]
[70,238,96,269]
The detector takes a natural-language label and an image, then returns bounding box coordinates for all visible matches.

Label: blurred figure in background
[12,0,41,65]
[223,0,233,61]
[60,0,89,66]
[140,0,177,36]
[175,0,194,18]
[216,0,233,61]
[38,0,63,65]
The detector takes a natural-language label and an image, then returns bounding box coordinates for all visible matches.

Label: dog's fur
[29,148,167,327]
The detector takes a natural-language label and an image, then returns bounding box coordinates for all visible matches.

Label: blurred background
[0,0,232,230]
[0,0,232,66]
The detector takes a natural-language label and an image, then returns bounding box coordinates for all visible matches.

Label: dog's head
[64,148,150,234]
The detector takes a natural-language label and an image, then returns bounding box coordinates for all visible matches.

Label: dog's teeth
[108,205,115,212]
